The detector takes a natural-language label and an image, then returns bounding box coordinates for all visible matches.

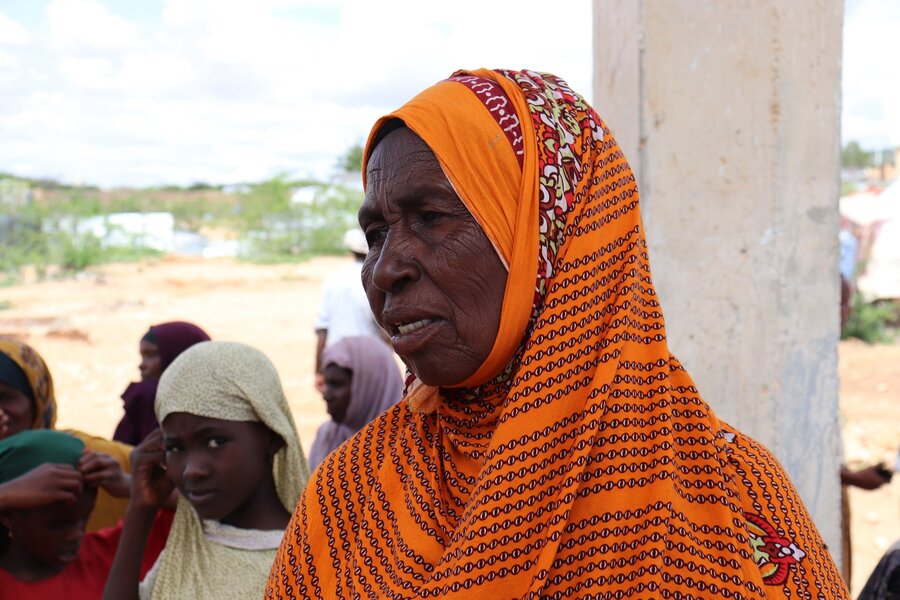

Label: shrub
[842,294,900,344]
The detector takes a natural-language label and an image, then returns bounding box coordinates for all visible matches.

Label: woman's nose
[370,229,421,294]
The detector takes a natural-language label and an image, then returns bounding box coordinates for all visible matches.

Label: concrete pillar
[593,0,844,566]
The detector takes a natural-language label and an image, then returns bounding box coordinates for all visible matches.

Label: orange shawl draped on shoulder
[267,70,846,599]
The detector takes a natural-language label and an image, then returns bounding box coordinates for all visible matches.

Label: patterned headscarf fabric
[148,341,310,600]
[0,337,56,430]
[308,336,403,469]
[266,69,846,598]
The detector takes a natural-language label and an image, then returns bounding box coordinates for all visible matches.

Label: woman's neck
[0,544,67,583]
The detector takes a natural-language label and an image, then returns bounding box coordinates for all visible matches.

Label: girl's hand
[79,451,131,498]
[129,429,174,510]
[0,463,83,509]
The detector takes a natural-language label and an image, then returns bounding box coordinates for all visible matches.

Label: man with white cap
[314,229,387,388]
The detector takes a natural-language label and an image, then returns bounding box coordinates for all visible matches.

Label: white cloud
[58,56,116,89]
[1,0,586,187]
[0,12,30,45]
[46,0,140,50]
[842,0,900,149]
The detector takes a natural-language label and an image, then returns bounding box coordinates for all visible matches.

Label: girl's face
[139,340,162,380]
[322,364,353,424]
[161,413,282,527]
[1,486,96,571]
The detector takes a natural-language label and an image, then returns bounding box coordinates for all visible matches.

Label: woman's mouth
[396,318,436,335]
[390,318,441,356]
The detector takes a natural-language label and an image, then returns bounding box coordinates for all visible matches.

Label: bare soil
[0,256,897,596]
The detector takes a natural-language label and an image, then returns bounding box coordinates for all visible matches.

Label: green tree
[339,143,364,172]
[842,141,873,169]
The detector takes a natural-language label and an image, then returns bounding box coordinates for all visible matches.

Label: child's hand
[0,463,83,509]
[79,451,131,498]
[129,429,174,511]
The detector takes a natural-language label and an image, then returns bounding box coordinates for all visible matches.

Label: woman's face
[359,127,508,387]
[0,381,33,439]
[139,339,162,380]
[162,413,281,527]
[322,364,353,424]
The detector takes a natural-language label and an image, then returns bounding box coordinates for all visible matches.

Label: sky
[0,0,896,188]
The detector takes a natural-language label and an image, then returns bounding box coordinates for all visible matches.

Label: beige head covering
[144,341,309,600]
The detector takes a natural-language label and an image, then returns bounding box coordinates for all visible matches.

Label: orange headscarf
[267,70,846,598]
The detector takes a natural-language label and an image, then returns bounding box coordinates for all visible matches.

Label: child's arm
[0,463,83,509]
[78,450,131,497]
[103,430,174,600]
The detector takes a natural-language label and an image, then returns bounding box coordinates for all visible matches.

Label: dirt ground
[0,256,897,596]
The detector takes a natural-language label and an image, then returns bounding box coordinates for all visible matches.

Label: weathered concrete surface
[594,0,844,567]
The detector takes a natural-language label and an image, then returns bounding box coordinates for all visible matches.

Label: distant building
[865,146,898,182]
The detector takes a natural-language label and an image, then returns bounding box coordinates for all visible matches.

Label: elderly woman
[267,70,846,598]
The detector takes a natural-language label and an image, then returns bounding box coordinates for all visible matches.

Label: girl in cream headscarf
[103,341,309,600]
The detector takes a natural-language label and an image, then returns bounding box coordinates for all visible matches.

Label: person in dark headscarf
[308,336,403,470]
[113,321,210,445]
[0,429,171,598]
[0,337,132,531]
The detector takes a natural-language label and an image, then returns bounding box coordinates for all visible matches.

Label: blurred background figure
[840,224,860,332]
[0,429,171,598]
[841,463,893,583]
[113,321,210,445]
[314,229,387,391]
[308,336,403,470]
[0,338,133,531]
[859,539,900,600]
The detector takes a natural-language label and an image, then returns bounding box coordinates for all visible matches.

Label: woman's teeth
[397,319,434,335]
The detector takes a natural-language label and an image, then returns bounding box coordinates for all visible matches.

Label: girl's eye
[207,437,227,449]
[165,445,183,454]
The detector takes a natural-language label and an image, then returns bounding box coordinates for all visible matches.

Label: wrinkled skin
[139,340,162,381]
[359,127,508,387]
[0,382,32,440]
[322,364,353,424]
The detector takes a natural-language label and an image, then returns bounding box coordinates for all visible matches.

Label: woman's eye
[365,227,386,245]
[419,211,442,224]
[207,437,227,449]
[164,445,182,453]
